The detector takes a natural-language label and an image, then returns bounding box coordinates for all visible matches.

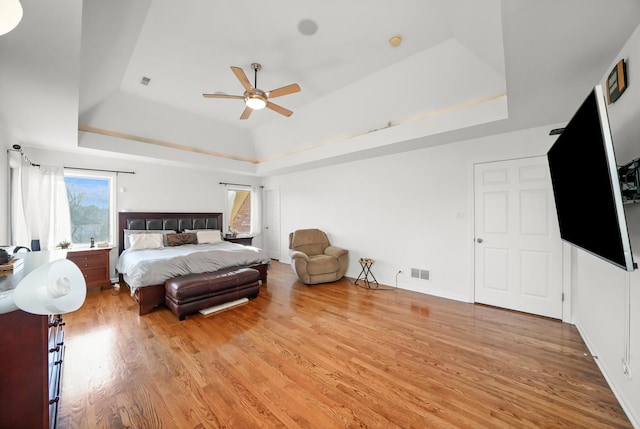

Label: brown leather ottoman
[165,267,260,320]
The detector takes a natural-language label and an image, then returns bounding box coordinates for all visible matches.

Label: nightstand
[66,247,112,289]
[223,235,254,246]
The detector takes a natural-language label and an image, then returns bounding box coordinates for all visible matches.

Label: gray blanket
[116,241,271,293]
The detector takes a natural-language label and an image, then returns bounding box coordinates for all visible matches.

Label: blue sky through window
[64,176,109,208]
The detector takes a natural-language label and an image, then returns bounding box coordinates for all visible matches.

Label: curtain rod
[62,166,136,175]
[219,181,263,188]
[8,146,135,175]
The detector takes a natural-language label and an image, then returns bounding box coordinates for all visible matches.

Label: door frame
[263,187,281,261]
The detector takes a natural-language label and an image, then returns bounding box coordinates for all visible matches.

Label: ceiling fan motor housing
[245,88,267,109]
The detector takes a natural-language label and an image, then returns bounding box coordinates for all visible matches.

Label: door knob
[476,238,483,243]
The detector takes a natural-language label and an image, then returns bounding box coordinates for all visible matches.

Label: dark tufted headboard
[117,211,223,255]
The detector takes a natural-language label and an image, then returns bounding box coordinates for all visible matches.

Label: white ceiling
[1,0,640,176]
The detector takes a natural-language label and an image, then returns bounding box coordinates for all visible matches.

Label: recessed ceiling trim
[77,124,260,164]
[78,92,504,166]
[258,91,508,163]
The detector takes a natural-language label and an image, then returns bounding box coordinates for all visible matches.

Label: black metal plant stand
[355,258,379,288]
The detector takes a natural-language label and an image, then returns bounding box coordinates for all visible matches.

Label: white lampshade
[1,259,86,315]
[0,0,23,36]
[0,290,19,313]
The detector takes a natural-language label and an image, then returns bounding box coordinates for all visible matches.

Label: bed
[116,211,271,315]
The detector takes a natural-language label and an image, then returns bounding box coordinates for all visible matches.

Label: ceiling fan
[203,63,301,120]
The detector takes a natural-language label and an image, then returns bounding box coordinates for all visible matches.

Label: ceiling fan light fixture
[204,64,299,119]
[245,89,267,110]
[246,98,266,109]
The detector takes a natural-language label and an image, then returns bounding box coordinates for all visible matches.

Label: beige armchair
[289,229,349,285]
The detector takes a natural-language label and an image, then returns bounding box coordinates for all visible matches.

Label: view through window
[64,173,115,244]
[227,189,251,234]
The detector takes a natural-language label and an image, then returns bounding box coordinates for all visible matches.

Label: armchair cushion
[306,254,340,276]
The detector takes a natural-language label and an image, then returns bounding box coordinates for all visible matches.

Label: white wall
[263,125,557,302]
[570,22,640,427]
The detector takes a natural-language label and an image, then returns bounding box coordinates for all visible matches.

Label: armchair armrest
[290,250,310,262]
[324,246,348,259]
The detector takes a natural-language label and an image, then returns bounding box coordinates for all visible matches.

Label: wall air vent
[140,76,151,86]
[411,268,430,280]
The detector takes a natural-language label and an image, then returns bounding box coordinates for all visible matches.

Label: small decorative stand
[355,258,379,289]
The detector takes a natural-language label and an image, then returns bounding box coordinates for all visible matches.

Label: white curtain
[224,187,234,234]
[11,158,71,250]
[250,185,262,236]
[9,154,28,246]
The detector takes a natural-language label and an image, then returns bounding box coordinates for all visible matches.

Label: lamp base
[0,289,18,314]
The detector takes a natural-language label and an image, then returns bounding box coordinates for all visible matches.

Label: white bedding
[116,241,271,293]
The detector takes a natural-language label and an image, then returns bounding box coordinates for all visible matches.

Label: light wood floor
[59,261,631,428]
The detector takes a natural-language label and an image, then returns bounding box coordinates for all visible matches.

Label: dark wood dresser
[0,251,69,429]
[66,247,112,289]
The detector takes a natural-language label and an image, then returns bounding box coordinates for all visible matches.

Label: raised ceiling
[1,0,640,176]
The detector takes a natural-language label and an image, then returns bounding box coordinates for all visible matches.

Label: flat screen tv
[547,84,636,271]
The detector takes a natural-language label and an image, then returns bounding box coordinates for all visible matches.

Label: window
[227,188,252,234]
[64,171,116,245]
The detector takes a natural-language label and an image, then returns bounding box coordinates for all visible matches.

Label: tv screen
[547,85,636,271]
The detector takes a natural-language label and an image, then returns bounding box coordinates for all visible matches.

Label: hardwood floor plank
[58,261,632,428]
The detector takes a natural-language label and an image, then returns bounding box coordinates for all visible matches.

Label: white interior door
[474,157,563,319]
[264,189,281,260]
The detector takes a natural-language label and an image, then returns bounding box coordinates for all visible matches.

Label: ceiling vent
[140,76,151,86]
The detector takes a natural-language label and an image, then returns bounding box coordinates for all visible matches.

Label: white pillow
[196,230,222,244]
[123,229,175,249]
[128,233,164,250]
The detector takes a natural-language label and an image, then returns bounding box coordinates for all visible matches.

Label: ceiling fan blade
[231,66,253,91]
[240,106,253,120]
[202,93,244,99]
[266,101,293,117]
[268,83,301,99]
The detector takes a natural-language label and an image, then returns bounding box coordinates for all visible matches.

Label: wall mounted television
[547,84,636,271]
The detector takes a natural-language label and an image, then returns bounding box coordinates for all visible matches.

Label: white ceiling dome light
[0,0,23,36]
